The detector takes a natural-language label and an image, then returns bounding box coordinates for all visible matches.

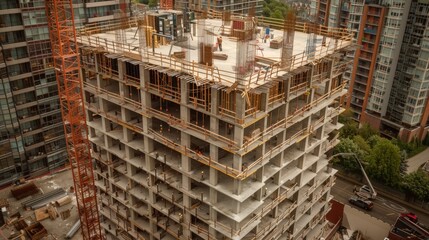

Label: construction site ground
[0,169,81,240]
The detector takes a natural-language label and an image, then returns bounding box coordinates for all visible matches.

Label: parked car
[349,196,373,210]
[401,212,418,223]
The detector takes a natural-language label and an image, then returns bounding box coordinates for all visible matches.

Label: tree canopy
[367,138,402,187]
[402,170,429,202]
[262,0,289,19]
[334,138,365,172]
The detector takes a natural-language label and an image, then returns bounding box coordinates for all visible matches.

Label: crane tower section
[45,1,102,239]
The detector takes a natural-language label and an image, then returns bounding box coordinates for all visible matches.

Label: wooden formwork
[188,82,211,112]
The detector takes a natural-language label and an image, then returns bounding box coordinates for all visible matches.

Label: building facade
[77,9,353,240]
[312,0,429,142]
[0,0,129,186]
[175,0,264,14]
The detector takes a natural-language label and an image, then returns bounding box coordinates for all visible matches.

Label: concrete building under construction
[77,8,354,240]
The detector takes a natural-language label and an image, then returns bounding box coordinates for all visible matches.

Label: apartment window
[41,113,62,127]
[405,105,414,114]
[73,8,86,20]
[36,85,58,100]
[14,91,36,105]
[22,10,47,26]
[0,14,23,27]
[25,26,49,41]
[7,62,31,76]
[33,71,56,86]
[19,0,45,8]
[0,1,19,9]
[3,47,28,60]
[10,139,24,153]
[29,160,47,172]
[0,31,25,44]
[86,5,118,18]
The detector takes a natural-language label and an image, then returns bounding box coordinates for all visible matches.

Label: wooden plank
[34,207,49,222]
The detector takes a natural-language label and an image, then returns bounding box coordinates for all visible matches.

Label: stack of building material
[24,222,48,240]
[10,183,39,200]
[21,189,66,210]
[55,196,72,207]
[270,37,283,49]
[34,207,50,221]
[213,53,228,60]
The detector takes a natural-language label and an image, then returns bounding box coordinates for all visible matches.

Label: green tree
[262,6,272,17]
[358,123,378,139]
[263,0,289,19]
[367,138,402,186]
[402,170,429,202]
[333,138,364,172]
[148,0,157,7]
[353,135,371,156]
[367,135,382,148]
[399,150,408,176]
[340,121,358,139]
[271,9,284,19]
[338,108,354,124]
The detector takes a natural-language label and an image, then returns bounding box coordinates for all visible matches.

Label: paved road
[406,147,429,174]
[332,177,429,226]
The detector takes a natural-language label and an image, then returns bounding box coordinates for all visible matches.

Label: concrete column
[261,91,269,112]
[209,145,218,186]
[234,201,241,214]
[180,78,188,105]
[180,77,192,240]
[234,92,245,146]
[144,137,155,172]
[123,110,132,142]
[284,76,291,103]
[210,87,218,115]
[139,64,146,88]
[118,59,125,82]
[99,99,109,132]
[141,69,152,134]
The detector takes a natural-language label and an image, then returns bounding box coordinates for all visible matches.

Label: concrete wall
[342,205,390,240]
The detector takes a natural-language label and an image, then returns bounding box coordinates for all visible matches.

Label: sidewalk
[406,147,429,174]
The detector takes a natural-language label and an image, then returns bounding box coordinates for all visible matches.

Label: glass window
[0,0,19,9]
[0,31,26,44]
[22,10,47,26]
[0,14,23,27]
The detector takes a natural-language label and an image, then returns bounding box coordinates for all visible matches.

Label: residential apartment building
[312,0,429,142]
[77,8,353,240]
[310,0,351,28]
[174,0,264,14]
[0,0,129,186]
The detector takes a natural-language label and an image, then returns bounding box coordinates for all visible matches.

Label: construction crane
[45,1,102,239]
[331,152,377,200]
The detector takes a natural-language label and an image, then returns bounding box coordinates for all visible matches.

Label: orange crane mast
[45,0,102,239]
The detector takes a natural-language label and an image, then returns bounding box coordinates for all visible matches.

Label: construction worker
[217,36,223,51]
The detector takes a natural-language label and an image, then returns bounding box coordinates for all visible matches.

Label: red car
[401,212,418,223]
